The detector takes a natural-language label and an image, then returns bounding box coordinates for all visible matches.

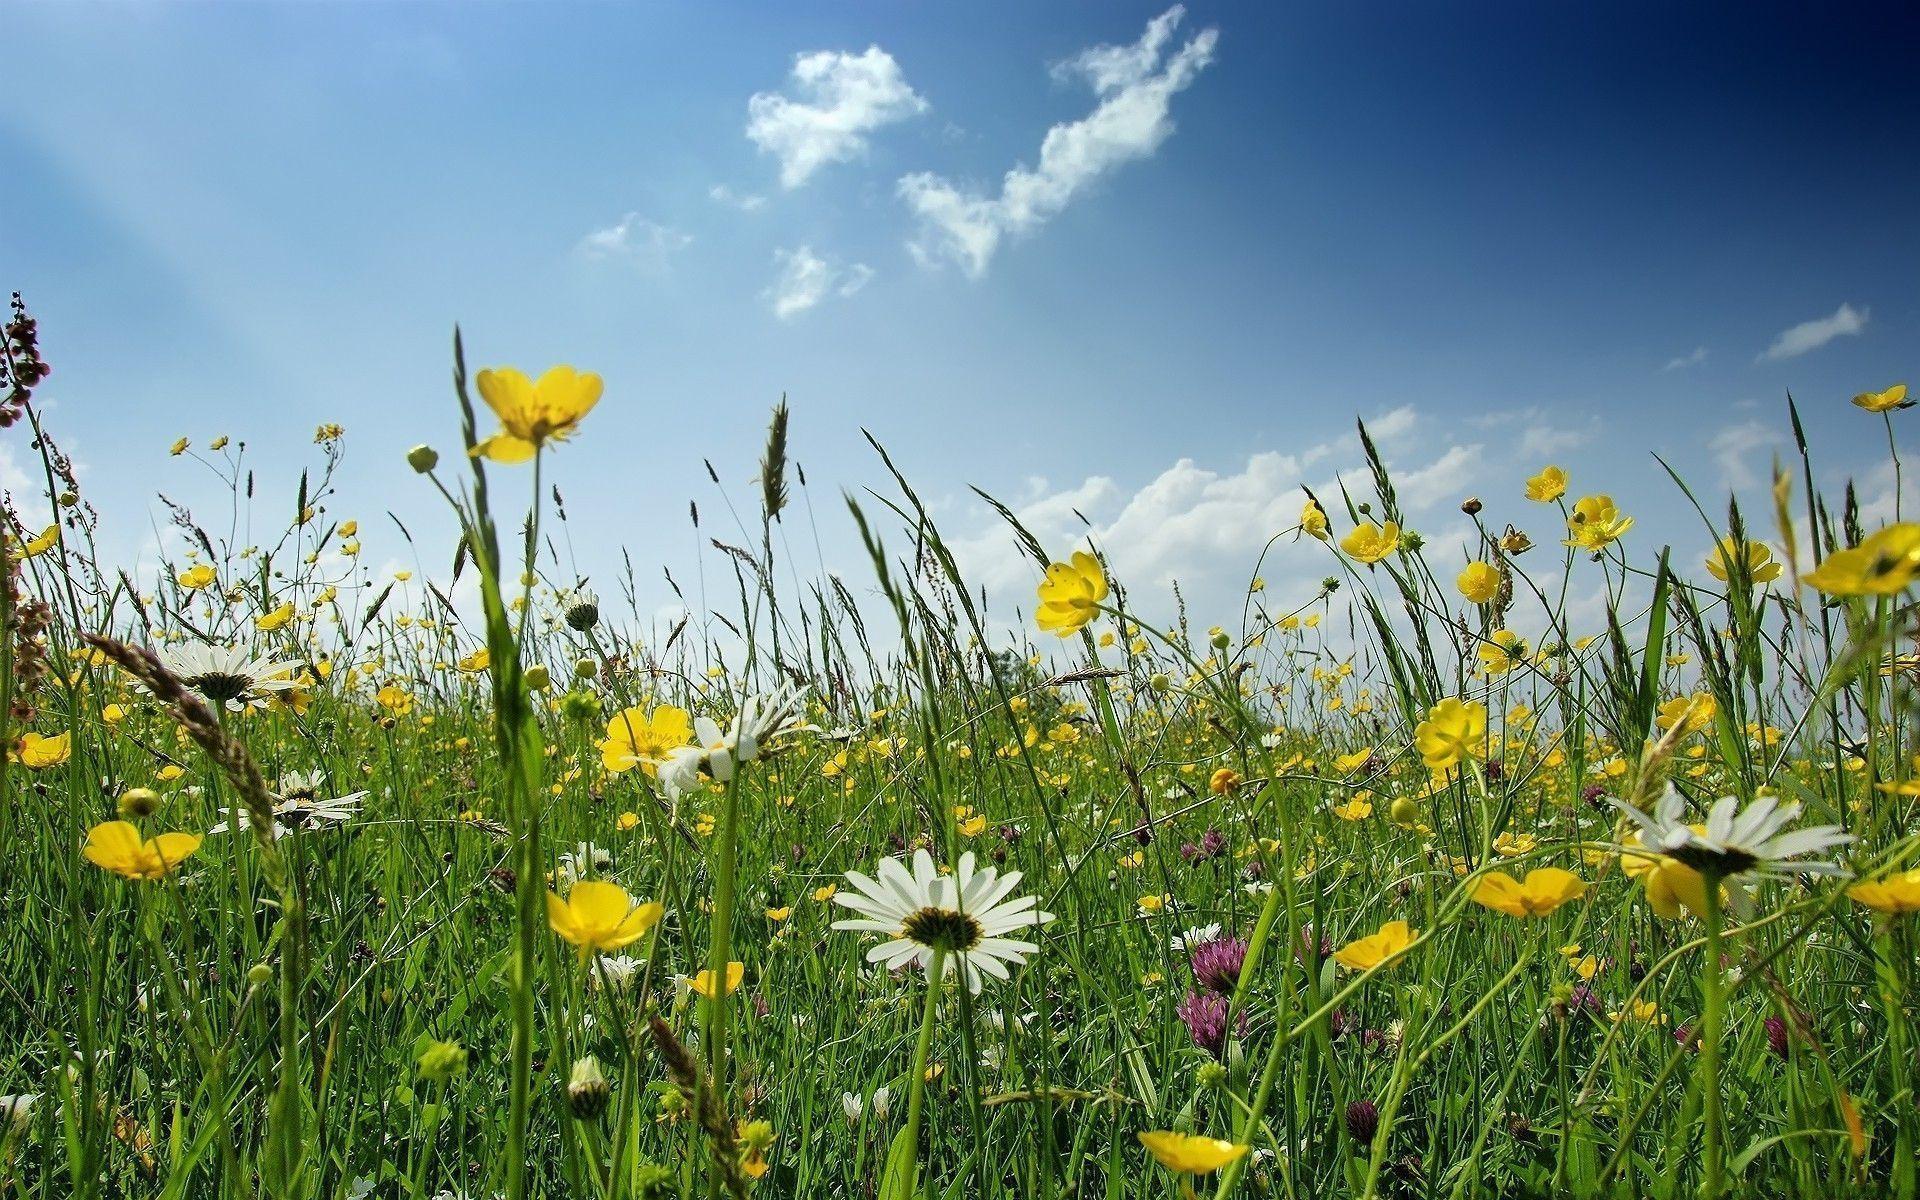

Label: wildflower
[1853,383,1911,413]
[406,444,440,473]
[1330,796,1372,821]
[169,437,190,456]
[831,849,1052,992]
[1346,1099,1379,1143]
[737,1119,776,1179]
[375,684,414,715]
[1034,551,1108,637]
[1176,990,1243,1058]
[12,731,70,769]
[1414,697,1487,772]
[117,787,160,818]
[565,588,601,631]
[1457,561,1500,604]
[1848,869,1920,915]
[593,954,644,991]
[599,705,694,775]
[1564,495,1633,552]
[1764,1015,1792,1059]
[210,770,364,837]
[1171,922,1222,952]
[457,647,490,673]
[1208,767,1241,795]
[255,601,295,632]
[1612,788,1851,915]
[1340,521,1399,565]
[1704,537,1782,585]
[1299,500,1329,540]
[655,684,811,797]
[151,642,300,710]
[176,564,217,590]
[1804,524,1920,596]
[547,880,664,955]
[1655,693,1716,735]
[1476,630,1527,676]
[0,1093,38,1134]
[21,524,57,557]
[1525,466,1567,503]
[1470,869,1586,918]
[1190,936,1248,995]
[1333,920,1417,972]
[690,961,745,998]
[82,820,202,880]
[1137,1130,1249,1175]
[470,365,603,463]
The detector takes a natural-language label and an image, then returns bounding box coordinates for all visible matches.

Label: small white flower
[208,770,364,837]
[840,1091,863,1125]
[0,1093,38,1134]
[869,1085,891,1121]
[1171,922,1222,952]
[593,954,643,992]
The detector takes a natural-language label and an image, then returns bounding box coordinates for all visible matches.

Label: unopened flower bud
[406,445,439,473]
[524,664,551,691]
[247,962,274,986]
[573,657,598,680]
[1461,497,1482,515]
[118,787,161,818]
[568,1056,610,1119]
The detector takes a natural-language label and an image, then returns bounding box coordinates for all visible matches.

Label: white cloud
[1758,303,1868,362]
[747,46,927,188]
[1662,346,1709,371]
[1395,444,1483,508]
[766,245,874,319]
[898,6,1218,277]
[708,184,767,212]
[576,213,693,273]
[0,443,49,527]
[1709,419,1781,489]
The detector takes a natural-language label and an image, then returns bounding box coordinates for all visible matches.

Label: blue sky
[4,2,1917,635]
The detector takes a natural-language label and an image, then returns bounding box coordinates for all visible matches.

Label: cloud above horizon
[747,46,928,189]
[1758,302,1868,361]
[766,245,874,318]
[898,6,1218,277]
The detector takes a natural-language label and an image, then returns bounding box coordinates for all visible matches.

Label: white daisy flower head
[1612,787,1852,881]
[153,642,301,711]
[832,849,1052,993]
[207,770,365,837]
[658,683,814,798]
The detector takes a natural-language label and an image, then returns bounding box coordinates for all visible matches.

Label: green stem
[1700,877,1726,1199]
[897,946,948,1200]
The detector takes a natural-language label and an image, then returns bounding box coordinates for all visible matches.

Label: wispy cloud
[747,46,927,189]
[576,213,693,273]
[766,245,873,319]
[708,184,767,212]
[898,6,1218,277]
[1709,418,1781,488]
[1758,303,1868,362]
[1662,345,1709,371]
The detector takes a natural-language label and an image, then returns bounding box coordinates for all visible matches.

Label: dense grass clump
[2,307,1917,1199]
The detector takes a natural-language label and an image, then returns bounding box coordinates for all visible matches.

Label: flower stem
[1701,877,1726,1199]
[897,946,948,1200]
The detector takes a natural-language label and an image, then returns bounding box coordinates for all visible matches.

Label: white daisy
[208,770,364,836]
[658,683,813,798]
[1612,788,1851,880]
[831,849,1052,992]
[1171,922,1223,952]
[153,642,301,711]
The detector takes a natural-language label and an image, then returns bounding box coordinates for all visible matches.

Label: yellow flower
[1655,692,1716,735]
[457,647,491,673]
[255,602,295,632]
[1470,868,1586,918]
[1525,465,1567,503]
[599,705,694,775]
[1035,552,1108,637]
[546,880,663,954]
[13,731,71,769]
[1330,796,1373,821]
[1340,521,1399,565]
[1564,495,1633,551]
[82,820,202,881]
[1137,1131,1249,1175]
[1805,524,1920,596]
[811,884,838,903]
[1849,870,1920,915]
[177,563,217,590]
[616,811,640,831]
[1476,630,1527,676]
[1414,697,1487,772]
[1853,383,1910,413]
[1704,537,1782,585]
[1333,919,1417,972]
[1642,858,1712,921]
[375,685,414,715]
[1299,500,1329,540]
[471,365,604,463]
[1457,561,1500,604]
[691,961,745,998]
[1208,768,1241,795]
[765,906,791,922]
[169,437,190,456]
[21,524,58,558]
